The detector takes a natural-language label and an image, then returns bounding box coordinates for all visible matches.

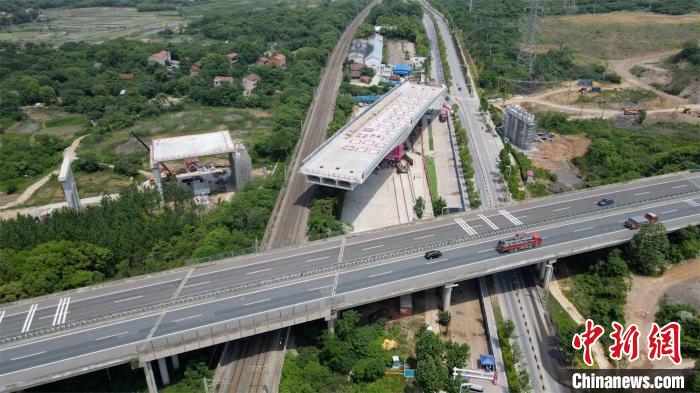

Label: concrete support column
[143,361,158,393]
[151,163,163,196]
[157,357,170,386]
[442,284,457,311]
[543,263,555,291]
[171,354,180,370]
[326,311,337,334]
[538,262,546,281]
[58,157,81,211]
[422,113,428,133]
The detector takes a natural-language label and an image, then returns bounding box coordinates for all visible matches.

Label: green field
[539,11,700,61]
[425,156,438,200]
[78,105,274,168]
[0,7,186,45]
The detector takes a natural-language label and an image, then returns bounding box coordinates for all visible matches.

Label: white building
[364,33,383,71]
[504,105,537,150]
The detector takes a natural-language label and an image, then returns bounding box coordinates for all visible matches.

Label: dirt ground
[530,133,590,189]
[538,11,700,61]
[624,259,700,369]
[449,280,490,368]
[387,40,415,65]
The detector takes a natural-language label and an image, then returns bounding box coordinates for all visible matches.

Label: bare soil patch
[624,259,700,369]
[539,11,700,61]
[530,133,589,189]
[387,40,415,65]
[449,280,489,368]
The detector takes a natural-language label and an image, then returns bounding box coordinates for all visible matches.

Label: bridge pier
[171,354,180,370]
[326,311,338,334]
[442,283,458,311]
[157,357,170,386]
[143,361,158,393]
[541,259,555,291]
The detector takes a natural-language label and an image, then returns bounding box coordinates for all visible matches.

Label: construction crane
[130,131,174,176]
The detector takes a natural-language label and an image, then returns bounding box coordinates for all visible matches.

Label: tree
[433,196,447,216]
[336,309,360,339]
[414,196,425,219]
[444,341,470,371]
[415,356,444,393]
[415,328,445,362]
[637,110,646,125]
[438,310,452,327]
[517,368,533,393]
[629,221,670,275]
[352,355,386,382]
[74,153,100,173]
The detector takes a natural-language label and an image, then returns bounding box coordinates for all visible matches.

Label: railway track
[216,2,381,392]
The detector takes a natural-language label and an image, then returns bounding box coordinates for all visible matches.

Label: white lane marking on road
[182,281,210,289]
[685,199,700,207]
[472,224,482,228]
[0,310,5,325]
[574,227,594,233]
[113,296,143,303]
[499,210,523,226]
[478,249,491,253]
[21,304,38,333]
[243,299,270,306]
[306,256,330,262]
[307,285,333,292]
[246,268,272,275]
[361,244,384,251]
[60,297,70,324]
[661,210,678,214]
[369,271,393,278]
[672,185,688,189]
[414,234,435,240]
[552,207,569,212]
[426,258,448,265]
[517,216,527,219]
[478,214,499,230]
[172,314,202,323]
[634,191,650,196]
[11,351,46,361]
[95,332,129,341]
[51,297,65,326]
[454,218,477,235]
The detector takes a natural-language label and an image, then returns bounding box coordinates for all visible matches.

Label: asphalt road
[424,3,508,208]
[1,172,698,337]
[1,172,699,384]
[264,0,381,249]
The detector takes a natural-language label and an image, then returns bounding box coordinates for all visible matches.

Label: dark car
[424,250,443,260]
[457,86,462,91]
[597,198,614,207]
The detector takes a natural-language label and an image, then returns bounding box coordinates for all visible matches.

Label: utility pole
[469,0,473,13]
[517,0,539,75]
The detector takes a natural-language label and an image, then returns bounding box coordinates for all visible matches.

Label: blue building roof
[393,64,412,75]
[479,354,495,366]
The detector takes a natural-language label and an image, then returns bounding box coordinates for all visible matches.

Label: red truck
[496,232,542,253]
[624,212,659,229]
[439,106,448,122]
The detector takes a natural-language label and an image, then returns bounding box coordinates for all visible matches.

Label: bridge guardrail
[2,190,698,345]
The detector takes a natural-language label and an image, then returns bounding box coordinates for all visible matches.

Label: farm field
[0,7,186,45]
[539,11,700,61]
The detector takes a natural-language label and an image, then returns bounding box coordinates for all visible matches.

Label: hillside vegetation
[538,113,700,186]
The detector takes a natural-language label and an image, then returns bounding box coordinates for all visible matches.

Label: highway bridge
[1,171,699,392]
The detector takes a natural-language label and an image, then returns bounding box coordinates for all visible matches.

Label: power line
[517,0,539,75]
